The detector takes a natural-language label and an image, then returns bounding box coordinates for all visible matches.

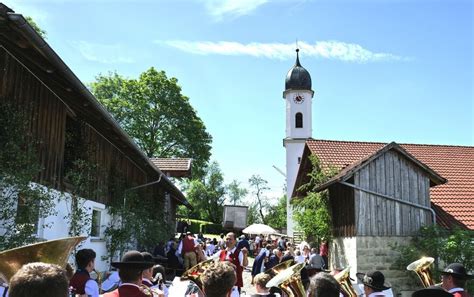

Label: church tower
[284,49,314,237]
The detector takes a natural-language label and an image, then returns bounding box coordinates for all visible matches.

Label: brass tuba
[334,267,358,297]
[0,236,86,283]
[180,258,215,292]
[266,262,306,297]
[406,257,435,288]
[263,259,294,279]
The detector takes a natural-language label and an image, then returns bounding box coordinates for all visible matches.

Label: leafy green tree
[292,155,337,242]
[25,16,47,39]
[265,195,287,230]
[247,203,261,225]
[90,68,212,178]
[227,179,248,205]
[184,162,226,223]
[391,225,474,291]
[248,175,270,224]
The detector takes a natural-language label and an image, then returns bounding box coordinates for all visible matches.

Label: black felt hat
[440,263,473,280]
[412,286,453,297]
[111,251,155,270]
[141,252,159,264]
[356,271,391,291]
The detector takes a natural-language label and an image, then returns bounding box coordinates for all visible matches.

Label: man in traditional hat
[219,232,249,297]
[356,271,391,297]
[201,261,236,297]
[8,262,69,297]
[103,250,162,297]
[441,263,473,297]
[69,248,99,297]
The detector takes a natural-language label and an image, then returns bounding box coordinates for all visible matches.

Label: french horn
[0,236,86,283]
[266,262,306,297]
[334,267,358,297]
[406,257,435,288]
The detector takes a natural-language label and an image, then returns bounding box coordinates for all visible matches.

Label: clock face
[293,93,305,104]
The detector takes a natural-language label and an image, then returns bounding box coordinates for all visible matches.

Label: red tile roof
[306,139,474,230]
[150,158,192,178]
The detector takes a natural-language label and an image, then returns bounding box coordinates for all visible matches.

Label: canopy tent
[242,223,277,235]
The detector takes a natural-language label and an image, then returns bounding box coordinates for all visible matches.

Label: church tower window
[295,112,303,128]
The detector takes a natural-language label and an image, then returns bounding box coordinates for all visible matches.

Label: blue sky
[5,0,472,202]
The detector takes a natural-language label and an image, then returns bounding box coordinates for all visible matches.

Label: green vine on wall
[0,102,56,250]
[292,155,338,244]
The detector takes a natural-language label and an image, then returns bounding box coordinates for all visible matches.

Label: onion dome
[285,49,312,91]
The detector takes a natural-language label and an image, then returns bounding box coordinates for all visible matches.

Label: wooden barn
[293,139,473,293]
[0,4,190,269]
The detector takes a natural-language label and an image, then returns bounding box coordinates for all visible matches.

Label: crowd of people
[1,232,472,297]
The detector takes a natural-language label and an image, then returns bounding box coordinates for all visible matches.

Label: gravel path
[241,258,256,295]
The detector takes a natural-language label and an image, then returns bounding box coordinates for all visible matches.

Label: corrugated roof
[306,139,474,230]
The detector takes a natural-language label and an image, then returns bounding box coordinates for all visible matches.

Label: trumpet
[407,257,435,288]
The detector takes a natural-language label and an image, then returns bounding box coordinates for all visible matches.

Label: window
[90,209,101,238]
[295,113,303,128]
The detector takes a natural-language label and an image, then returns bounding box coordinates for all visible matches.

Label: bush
[201,223,224,235]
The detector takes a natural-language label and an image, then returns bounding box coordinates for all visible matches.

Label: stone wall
[331,236,420,296]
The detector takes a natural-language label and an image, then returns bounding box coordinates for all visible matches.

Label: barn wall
[354,150,432,236]
[329,182,355,237]
[0,47,160,206]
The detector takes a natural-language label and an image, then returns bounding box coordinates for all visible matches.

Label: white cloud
[158,40,408,63]
[201,0,269,21]
[72,41,134,64]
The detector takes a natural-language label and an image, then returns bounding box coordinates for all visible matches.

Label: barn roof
[294,139,473,230]
[150,158,192,178]
[312,142,447,192]
[0,4,191,208]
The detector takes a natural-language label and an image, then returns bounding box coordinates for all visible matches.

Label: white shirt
[295,255,306,264]
[85,278,100,297]
[101,271,120,292]
[224,246,244,266]
[206,243,216,256]
[449,288,465,293]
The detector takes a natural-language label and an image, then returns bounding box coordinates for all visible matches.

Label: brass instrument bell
[334,267,358,297]
[266,262,306,297]
[0,236,86,283]
[180,258,215,292]
[407,257,435,288]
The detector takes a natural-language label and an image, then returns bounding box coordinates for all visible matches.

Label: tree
[184,162,226,223]
[265,195,287,230]
[25,16,47,39]
[248,175,270,224]
[90,68,212,178]
[291,155,338,242]
[226,179,248,205]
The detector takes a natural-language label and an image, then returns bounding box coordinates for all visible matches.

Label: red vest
[454,291,472,297]
[182,236,195,253]
[219,248,243,288]
[103,284,149,297]
[69,270,90,295]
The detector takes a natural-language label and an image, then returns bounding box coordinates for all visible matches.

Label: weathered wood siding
[0,47,162,206]
[354,150,432,236]
[329,182,356,237]
[0,47,67,187]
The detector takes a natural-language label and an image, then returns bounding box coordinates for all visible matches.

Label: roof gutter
[339,181,436,226]
[6,12,190,208]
